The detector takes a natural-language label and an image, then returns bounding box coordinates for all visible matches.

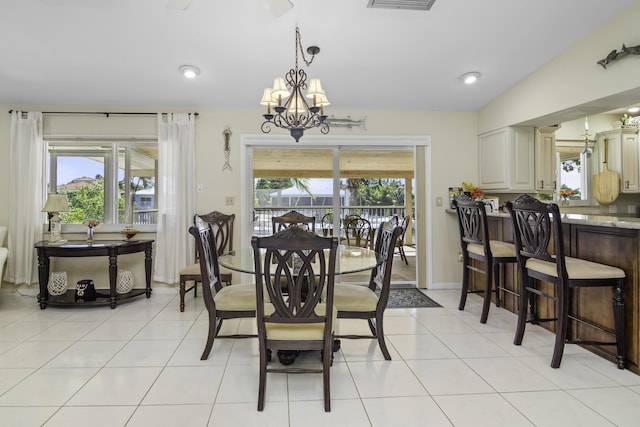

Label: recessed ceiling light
[628,107,640,113]
[179,65,200,79]
[460,71,481,85]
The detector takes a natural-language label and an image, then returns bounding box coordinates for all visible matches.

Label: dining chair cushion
[214,284,257,311]
[526,256,626,280]
[333,284,379,312]
[262,303,337,340]
[467,240,516,258]
[180,262,233,278]
[179,263,200,276]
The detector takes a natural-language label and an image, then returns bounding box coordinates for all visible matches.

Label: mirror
[538,108,639,205]
[552,139,597,204]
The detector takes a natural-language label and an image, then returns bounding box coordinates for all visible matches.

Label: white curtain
[154,113,196,284]
[8,111,44,284]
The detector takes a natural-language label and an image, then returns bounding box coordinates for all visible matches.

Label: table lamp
[42,194,70,244]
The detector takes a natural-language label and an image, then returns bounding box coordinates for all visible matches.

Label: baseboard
[427,281,462,290]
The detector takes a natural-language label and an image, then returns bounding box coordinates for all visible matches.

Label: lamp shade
[306,78,325,98]
[316,93,330,107]
[260,88,275,105]
[271,77,291,100]
[287,94,307,114]
[43,194,69,212]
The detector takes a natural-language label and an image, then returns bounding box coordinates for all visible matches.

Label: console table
[34,239,154,309]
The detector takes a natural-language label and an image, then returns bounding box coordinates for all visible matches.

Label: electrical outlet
[197,183,203,193]
[225,196,235,206]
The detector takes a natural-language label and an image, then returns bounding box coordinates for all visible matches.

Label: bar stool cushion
[467,240,516,258]
[527,256,626,280]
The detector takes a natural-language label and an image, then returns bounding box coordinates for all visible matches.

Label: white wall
[0,105,478,288]
[479,1,640,133]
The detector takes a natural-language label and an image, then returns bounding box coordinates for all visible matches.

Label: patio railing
[253,206,407,237]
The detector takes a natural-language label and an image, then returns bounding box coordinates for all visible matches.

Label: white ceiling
[0,0,635,112]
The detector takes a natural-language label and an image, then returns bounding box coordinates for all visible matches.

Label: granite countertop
[447,208,640,230]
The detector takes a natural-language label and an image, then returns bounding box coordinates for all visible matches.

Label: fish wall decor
[598,43,640,69]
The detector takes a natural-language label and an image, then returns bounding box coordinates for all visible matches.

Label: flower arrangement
[82,219,100,228]
[558,187,578,205]
[462,181,484,200]
[83,219,100,242]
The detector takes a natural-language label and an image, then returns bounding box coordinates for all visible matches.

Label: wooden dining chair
[178,211,234,311]
[251,226,339,412]
[271,210,316,234]
[453,195,518,323]
[321,212,334,236]
[344,215,374,249]
[506,194,625,369]
[333,221,403,360]
[394,215,411,265]
[189,215,256,360]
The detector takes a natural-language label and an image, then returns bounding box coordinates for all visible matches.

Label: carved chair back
[271,210,316,234]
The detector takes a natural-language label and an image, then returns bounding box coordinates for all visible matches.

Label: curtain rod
[8,110,198,117]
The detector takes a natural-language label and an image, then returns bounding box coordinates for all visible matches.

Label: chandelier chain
[296,26,315,68]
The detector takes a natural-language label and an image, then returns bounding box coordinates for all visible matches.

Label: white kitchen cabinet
[596,128,640,193]
[478,126,535,191]
[535,126,558,192]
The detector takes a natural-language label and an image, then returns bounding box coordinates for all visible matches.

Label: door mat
[383,288,442,308]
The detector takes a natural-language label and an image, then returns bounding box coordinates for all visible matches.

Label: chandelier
[582,117,593,156]
[260,26,330,142]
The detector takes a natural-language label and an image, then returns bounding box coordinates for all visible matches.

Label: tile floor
[1,287,640,426]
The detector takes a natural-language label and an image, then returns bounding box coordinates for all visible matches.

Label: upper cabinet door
[479,127,535,192]
[621,130,640,193]
[535,127,557,192]
[597,128,640,193]
[479,128,509,190]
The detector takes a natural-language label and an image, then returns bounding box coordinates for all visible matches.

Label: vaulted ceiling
[0,0,635,113]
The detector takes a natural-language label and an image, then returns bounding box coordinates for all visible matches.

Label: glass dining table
[218,245,383,275]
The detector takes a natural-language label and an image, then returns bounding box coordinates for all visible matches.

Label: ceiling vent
[367,0,436,11]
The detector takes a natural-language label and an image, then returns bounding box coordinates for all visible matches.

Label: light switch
[197,183,203,193]
[435,196,443,207]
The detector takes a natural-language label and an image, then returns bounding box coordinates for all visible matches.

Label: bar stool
[453,195,518,323]
[506,194,625,369]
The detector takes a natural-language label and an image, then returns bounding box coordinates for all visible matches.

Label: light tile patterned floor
[1,287,640,426]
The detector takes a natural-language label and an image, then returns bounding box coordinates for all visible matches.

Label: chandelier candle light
[260,26,330,142]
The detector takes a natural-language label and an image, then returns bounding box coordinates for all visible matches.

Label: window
[47,139,158,226]
[553,140,594,205]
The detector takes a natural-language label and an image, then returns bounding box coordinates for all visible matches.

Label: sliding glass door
[251,144,415,285]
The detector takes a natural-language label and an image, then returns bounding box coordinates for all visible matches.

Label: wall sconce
[42,194,70,244]
[222,127,232,171]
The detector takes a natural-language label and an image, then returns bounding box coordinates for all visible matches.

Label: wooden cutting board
[593,138,620,204]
